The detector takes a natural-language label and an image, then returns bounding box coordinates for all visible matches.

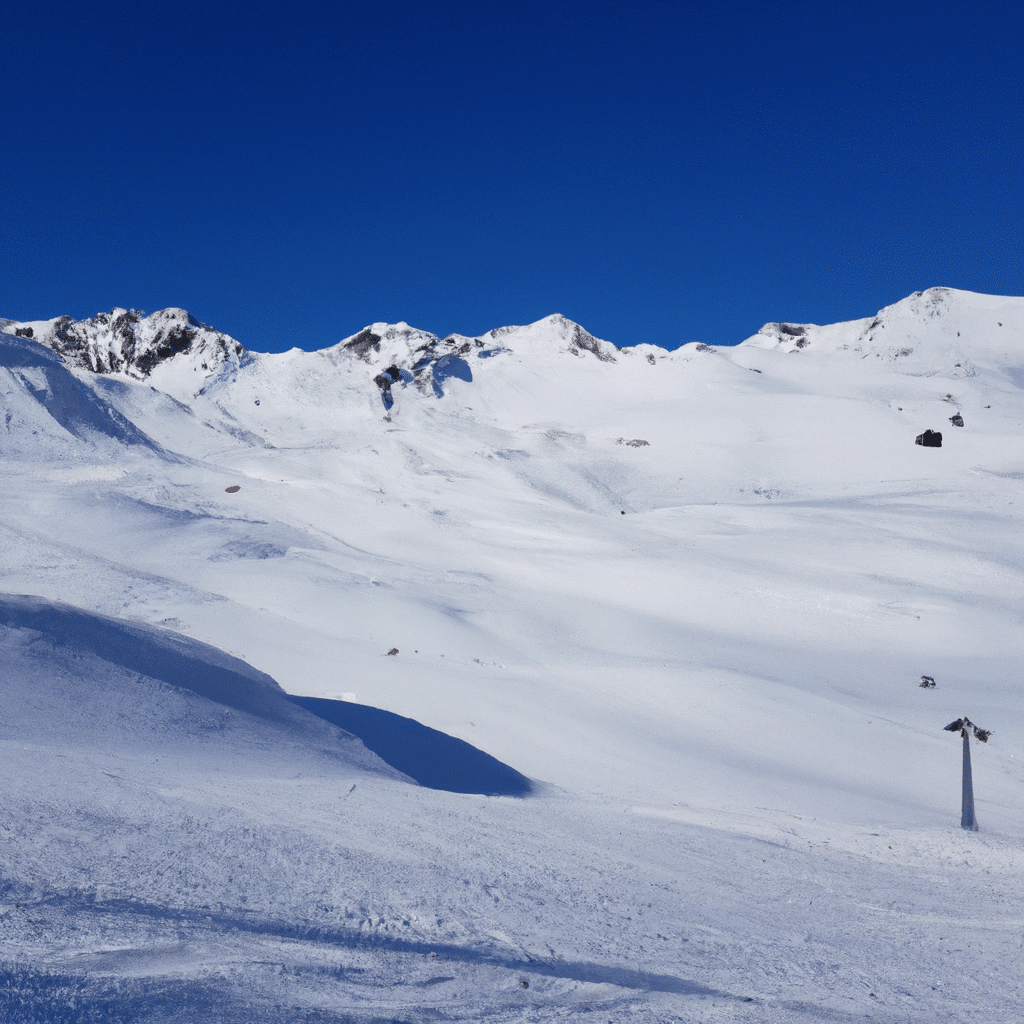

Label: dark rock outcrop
[915,430,942,447]
[4,308,243,380]
[344,328,382,360]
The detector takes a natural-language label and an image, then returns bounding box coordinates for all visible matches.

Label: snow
[1,286,1023,1020]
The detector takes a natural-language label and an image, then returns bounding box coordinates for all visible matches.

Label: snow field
[1,286,1023,1020]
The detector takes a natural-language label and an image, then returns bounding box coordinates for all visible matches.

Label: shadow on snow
[288,695,533,797]
[30,894,730,1002]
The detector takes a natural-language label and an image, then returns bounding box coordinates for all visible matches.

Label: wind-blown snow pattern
[1,286,1023,1021]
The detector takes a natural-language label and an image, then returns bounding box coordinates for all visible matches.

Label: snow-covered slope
[1,286,1023,1021]
[0,330,161,458]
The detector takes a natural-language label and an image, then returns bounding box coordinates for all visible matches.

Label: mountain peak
[740,287,1022,365]
[2,308,244,382]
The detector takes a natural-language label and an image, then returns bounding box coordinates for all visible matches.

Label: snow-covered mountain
[3,306,625,406]
[1,286,1023,1021]
[5,306,245,397]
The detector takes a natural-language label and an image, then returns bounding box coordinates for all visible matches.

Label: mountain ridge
[3,287,1021,449]
[6,286,1020,381]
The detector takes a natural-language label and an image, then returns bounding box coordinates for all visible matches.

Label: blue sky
[3,0,1021,352]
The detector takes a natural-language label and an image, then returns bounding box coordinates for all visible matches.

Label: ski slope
[1,286,1022,1021]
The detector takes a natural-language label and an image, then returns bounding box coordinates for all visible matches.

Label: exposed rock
[225,485,241,493]
[344,328,382,360]
[919,675,936,688]
[949,413,964,427]
[616,438,650,447]
[386,648,399,656]
[560,317,618,363]
[750,322,813,353]
[4,308,243,380]
[915,430,942,447]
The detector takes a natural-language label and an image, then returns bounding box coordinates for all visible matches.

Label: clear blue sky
[3,1,1021,352]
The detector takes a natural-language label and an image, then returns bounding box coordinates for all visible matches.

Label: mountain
[9,285,1019,411]
[5,306,245,398]
[3,306,626,405]
[1,286,1023,1022]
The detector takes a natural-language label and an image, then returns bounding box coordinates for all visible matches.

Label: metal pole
[961,728,978,831]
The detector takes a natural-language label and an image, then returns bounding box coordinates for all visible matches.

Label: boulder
[915,430,942,447]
